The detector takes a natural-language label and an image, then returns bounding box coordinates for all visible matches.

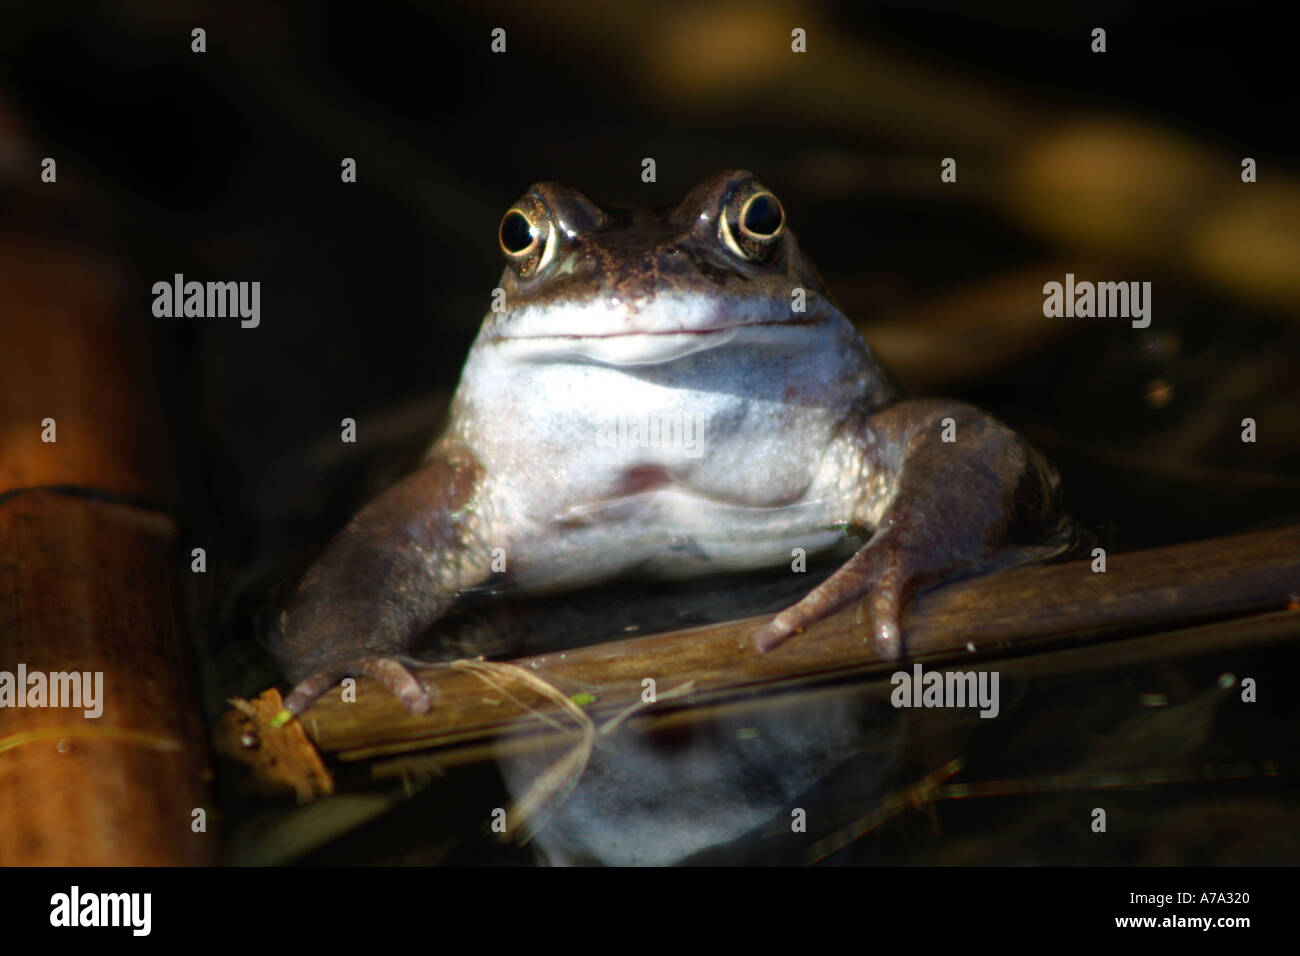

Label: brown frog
[276,170,1071,715]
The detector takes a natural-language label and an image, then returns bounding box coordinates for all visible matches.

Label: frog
[276,169,1072,717]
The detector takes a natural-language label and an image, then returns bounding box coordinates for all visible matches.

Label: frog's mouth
[505,319,828,366]
[487,297,835,365]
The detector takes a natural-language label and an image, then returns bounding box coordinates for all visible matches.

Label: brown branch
[236,524,1298,778]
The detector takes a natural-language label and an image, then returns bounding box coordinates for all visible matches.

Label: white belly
[493,483,852,592]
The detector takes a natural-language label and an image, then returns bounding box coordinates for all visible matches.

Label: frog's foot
[282,656,432,717]
[753,530,910,659]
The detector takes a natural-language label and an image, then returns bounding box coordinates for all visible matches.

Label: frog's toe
[752,532,907,659]
[865,566,905,659]
[752,614,803,653]
[283,656,432,716]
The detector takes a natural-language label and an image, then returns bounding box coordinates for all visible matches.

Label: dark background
[2,1,1296,864]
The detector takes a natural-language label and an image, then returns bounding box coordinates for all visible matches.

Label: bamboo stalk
[0,241,213,865]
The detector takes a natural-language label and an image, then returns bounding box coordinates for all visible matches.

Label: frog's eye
[499,210,535,255]
[499,206,558,277]
[720,188,785,261]
[741,192,784,238]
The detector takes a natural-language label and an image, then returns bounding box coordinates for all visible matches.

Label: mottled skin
[277,170,1070,716]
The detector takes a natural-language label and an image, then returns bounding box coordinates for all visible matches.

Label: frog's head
[481,170,844,366]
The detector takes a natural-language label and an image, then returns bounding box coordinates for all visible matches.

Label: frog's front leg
[276,450,493,715]
[754,399,1068,656]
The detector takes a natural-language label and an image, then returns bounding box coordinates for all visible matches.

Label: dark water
[3,1,1296,865]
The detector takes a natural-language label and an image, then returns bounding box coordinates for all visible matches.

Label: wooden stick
[234,524,1298,775]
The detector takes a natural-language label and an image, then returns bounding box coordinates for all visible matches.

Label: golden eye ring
[499,208,537,257]
[720,186,785,261]
[739,191,784,240]
[498,204,558,277]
